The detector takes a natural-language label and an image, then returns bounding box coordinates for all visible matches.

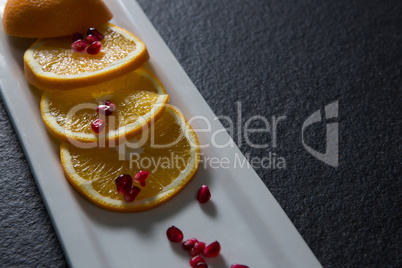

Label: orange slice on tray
[60,106,201,212]
[2,0,113,38]
[41,68,169,145]
[24,23,149,90]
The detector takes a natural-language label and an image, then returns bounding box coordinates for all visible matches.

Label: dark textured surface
[0,96,67,267]
[0,0,401,267]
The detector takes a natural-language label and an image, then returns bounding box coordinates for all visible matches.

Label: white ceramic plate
[0,0,321,267]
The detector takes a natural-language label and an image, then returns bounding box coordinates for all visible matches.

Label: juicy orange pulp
[45,69,162,135]
[34,27,136,75]
[25,23,149,91]
[61,107,200,212]
[67,111,193,200]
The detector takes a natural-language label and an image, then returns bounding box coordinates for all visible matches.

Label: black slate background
[0,0,401,267]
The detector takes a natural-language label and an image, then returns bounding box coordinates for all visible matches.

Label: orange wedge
[60,106,200,212]
[24,23,149,90]
[40,68,169,145]
[2,0,113,38]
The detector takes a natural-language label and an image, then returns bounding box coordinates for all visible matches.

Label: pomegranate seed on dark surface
[183,238,199,251]
[87,27,104,40]
[196,263,208,268]
[71,40,87,52]
[191,241,206,256]
[134,170,149,187]
[231,265,249,268]
[72,32,83,42]
[86,41,102,55]
[123,186,140,202]
[91,118,105,133]
[166,226,184,242]
[203,241,221,257]
[197,185,211,203]
[85,34,99,44]
[190,255,206,268]
[115,174,132,194]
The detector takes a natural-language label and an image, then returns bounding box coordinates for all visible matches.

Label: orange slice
[60,106,201,212]
[41,68,169,145]
[24,23,149,90]
[2,0,113,38]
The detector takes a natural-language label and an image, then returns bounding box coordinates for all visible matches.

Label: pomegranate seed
[196,263,208,268]
[85,34,98,44]
[96,100,115,116]
[115,174,132,194]
[86,41,102,55]
[166,226,183,242]
[124,186,140,202]
[191,241,206,256]
[96,105,111,116]
[87,27,104,40]
[72,32,83,42]
[91,118,105,133]
[182,238,199,251]
[197,185,211,203]
[203,241,221,257]
[134,170,149,187]
[97,105,110,115]
[103,100,116,112]
[231,265,249,268]
[71,40,87,52]
[190,255,206,268]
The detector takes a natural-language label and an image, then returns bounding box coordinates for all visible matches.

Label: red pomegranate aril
[115,174,132,194]
[182,238,199,251]
[97,104,114,116]
[85,34,99,44]
[231,265,249,268]
[72,32,83,42]
[190,255,206,268]
[197,185,211,203]
[87,41,102,55]
[134,170,149,187]
[166,226,184,242]
[91,118,105,133]
[203,241,221,258]
[191,241,206,256]
[87,27,104,40]
[103,100,116,112]
[96,100,116,116]
[124,186,141,202]
[71,40,87,52]
[196,263,208,268]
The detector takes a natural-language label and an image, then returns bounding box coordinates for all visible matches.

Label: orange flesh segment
[47,70,160,134]
[33,28,137,75]
[67,110,193,201]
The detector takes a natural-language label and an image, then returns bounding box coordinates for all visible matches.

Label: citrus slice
[41,68,169,145]
[2,0,113,38]
[60,106,201,212]
[24,23,149,90]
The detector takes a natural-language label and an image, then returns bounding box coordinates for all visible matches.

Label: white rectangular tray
[0,0,321,267]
